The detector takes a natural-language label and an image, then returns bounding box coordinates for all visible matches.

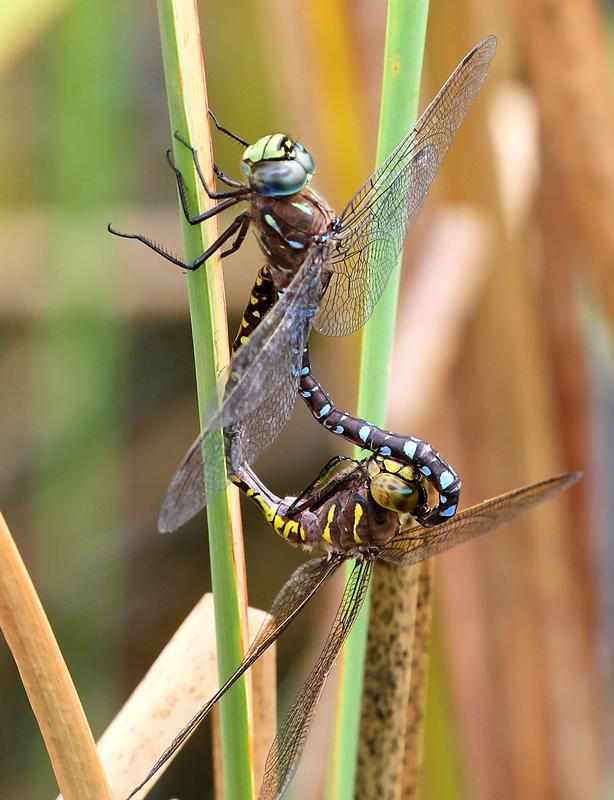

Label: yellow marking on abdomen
[322,504,336,544]
[353,503,363,543]
[283,520,299,539]
[251,493,275,523]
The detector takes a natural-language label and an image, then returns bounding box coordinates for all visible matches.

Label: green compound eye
[241,134,316,197]
[370,473,422,515]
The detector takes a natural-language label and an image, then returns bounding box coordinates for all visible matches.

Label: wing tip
[157,495,204,533]
[157,492,195,534]
[555,470,583,489]
[157,506,177,534]
[478,34,498,58]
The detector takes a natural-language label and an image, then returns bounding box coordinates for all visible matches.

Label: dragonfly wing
[206,247,326,434]
[157,250,326,532]
[286,455,363,516]
[315,36,497,337]
[257,558,373,800]
[379,472,581,567]
[157,427,228,533]
[126,556,341,800]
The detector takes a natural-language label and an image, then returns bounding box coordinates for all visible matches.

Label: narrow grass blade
[156,2,254,797]
[327,2,430,797]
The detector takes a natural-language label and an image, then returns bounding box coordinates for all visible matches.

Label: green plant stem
[327,2,430,797]
[156,2,254,798]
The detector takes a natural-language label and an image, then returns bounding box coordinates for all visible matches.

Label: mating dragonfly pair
[111,35,579,800]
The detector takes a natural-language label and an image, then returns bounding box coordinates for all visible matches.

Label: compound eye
[370,474,422,515]
[248,160,308,196]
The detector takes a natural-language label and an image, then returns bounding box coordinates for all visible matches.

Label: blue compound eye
[248,160,310,197]
[241,133,316,196]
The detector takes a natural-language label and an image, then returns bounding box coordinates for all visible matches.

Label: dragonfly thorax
[242,134,315,196]
[289,462,402,555]
[252,187,336,287]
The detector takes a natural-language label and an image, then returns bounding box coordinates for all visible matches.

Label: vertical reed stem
[327,2,430,797]
[156,2,253,797]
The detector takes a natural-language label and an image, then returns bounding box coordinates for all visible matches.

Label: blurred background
[1,0,612,798]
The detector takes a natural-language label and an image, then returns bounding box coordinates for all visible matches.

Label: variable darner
[126,458,580,800]
[110,38,497,532]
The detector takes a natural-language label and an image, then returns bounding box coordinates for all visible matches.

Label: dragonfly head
[241,134,315,196]
[367,455,425,515]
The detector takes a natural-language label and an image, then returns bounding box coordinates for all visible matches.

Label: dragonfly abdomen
[232,268,276,351]
[299,353,462,526]
[232,466,306,547]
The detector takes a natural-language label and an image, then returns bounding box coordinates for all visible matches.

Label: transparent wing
[157,427,226,533]
[157,249,326,532]
[378,472,581,567]
[315,36,497,337]
[286,455,363,516]
[257,558,373,800]
[207,247,326,433]
[126,555,342,800]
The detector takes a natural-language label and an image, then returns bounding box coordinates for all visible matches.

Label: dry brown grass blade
[429,8,602,796]
[0,512,114,800]
[516,0,614,323]
[355,205,493,798]
[401,560,435,798]
[356,560,421,798]
[52,595,275,800]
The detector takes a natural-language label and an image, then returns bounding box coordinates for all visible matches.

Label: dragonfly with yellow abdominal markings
[109,37,497,532]
[125,457,580,800]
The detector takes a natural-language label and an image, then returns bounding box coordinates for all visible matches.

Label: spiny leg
[298,345,462,526]
[165,147,248,229]
[208,108,249,147]
[108,209,248,271]
[220,213,250,258]
[214,163,245,189]
[173,131,249,203]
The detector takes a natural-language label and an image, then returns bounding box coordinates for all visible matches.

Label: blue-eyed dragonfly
[126,456,579,800]
[110,37,496,531]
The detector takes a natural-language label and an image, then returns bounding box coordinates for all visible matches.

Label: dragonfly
[109,37,496,531]
[125,455,580,800]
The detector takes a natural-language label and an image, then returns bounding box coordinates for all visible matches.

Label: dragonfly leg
[208,108,250,147]
[298,345,462,525]
[214,163,245,189]
[173,132,249,202]
[108,211,249,271]
[220,213,250,258]
[165,146,249,219]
